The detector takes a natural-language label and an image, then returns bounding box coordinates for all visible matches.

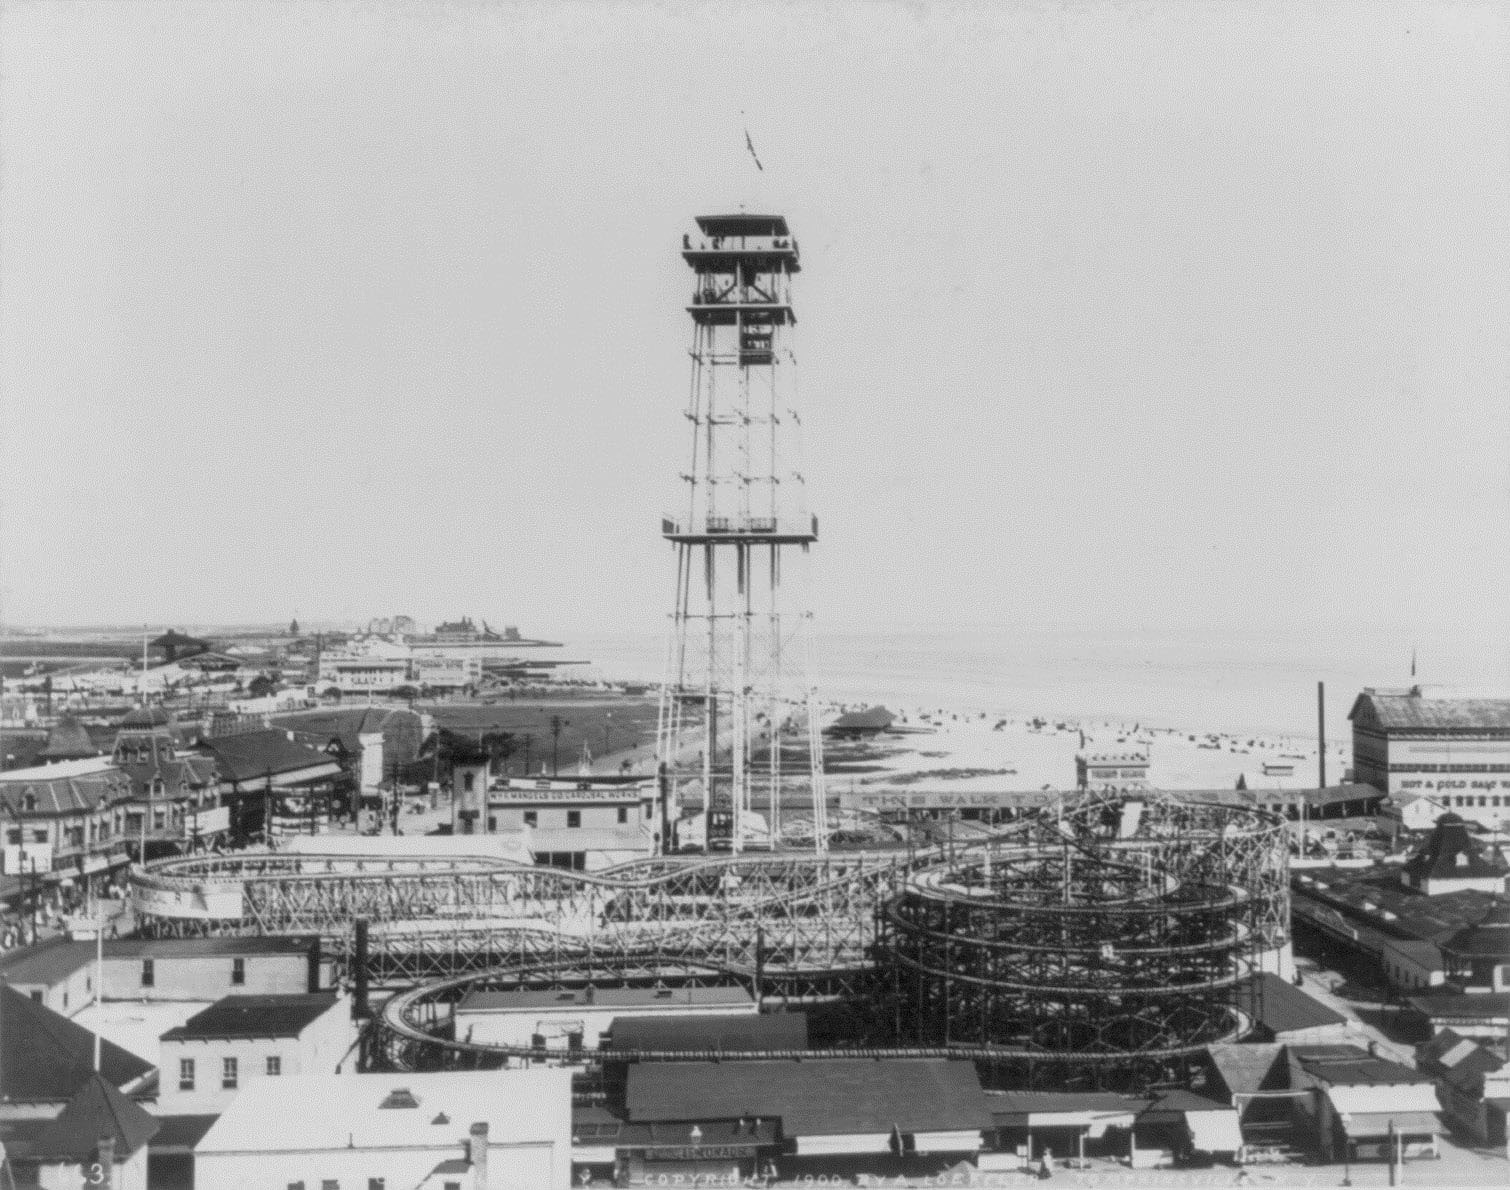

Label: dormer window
[21,794,36,812]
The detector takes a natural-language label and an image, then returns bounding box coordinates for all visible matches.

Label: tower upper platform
[683,212,800,275]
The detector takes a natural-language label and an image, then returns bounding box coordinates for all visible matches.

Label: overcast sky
[2,1,1507,665]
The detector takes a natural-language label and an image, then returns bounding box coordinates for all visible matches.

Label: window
[369,1180,386,1190]
[266,1055,281,1076]
[617,806,628,824]
[523,811,537,827]
[31,829,46,844]
[179,1058,195,1091]
[645,803,653,819]
[232,957,246,985]
[222,1056,238,1089]
[287,1183,305,1190]
[29,990,42,1003]
[566,810,581,829]
[322,1182,338,1190]
[141,959,155,987]
[462,772,475,793]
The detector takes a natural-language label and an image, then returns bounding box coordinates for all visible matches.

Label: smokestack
[96,1134,116,1190]
[352,919,370,1020]
[308,934,323,993]
[1317,681,1327,790]
[469,1122,489,1190]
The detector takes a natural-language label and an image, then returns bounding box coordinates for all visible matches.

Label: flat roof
[195,1069,572,1155]
[161,993,338,1041]
[694,214,790,238]
[607,1012,806,1052]
[626,1059,993,1138]
[457,985,753,1014]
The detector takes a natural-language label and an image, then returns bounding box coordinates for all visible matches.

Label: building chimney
[1317,681,1327,790]
[308,934,323,993]
[352,919,370,1020]
[469,1122,489,1190]
[96,1134,116,1190]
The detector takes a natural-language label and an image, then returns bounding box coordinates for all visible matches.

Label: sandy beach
[816,701,1351,799]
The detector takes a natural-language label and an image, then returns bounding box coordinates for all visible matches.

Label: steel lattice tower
[656,213,828,854]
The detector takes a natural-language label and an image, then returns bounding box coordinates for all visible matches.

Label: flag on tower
[1411,648,1417,678]
[744,128,763,172]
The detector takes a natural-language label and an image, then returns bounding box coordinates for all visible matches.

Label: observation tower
[656,214,828,853]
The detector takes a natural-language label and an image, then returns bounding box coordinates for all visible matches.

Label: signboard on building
[839,788,1043,813]
[1,842,53,876]
[183,806,231,838]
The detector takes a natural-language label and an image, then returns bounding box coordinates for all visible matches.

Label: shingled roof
[0,984,153,1103]
[1350,690,1510,732]
[1444,902,1510,960]
[37,715,99,762]
[0,764,130,817]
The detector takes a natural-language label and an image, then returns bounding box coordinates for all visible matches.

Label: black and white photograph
[1,2,1508,1187]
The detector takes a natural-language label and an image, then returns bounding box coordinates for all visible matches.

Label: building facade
[1350,688,1510,829]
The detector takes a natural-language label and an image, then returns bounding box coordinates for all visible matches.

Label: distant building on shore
[1076,749,1149,790]
[1350,687,1510,831]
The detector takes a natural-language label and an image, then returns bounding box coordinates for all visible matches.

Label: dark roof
[38,716,99,761]
[0,768,131,816]
[160,993,338,1041]
[988,1091,1147,1120]
[0,936,93,985]
[1350,691,1510,732]
[607,1012,808,1052]
[1138,1090,1231,1125]
[147,1114,219,1155]
[31,1072,159,1161]
[102,935,316,958]
[1294,1051,1428,1087]
[695,214,790,238]
[0,984,153,1102]
[118,705,176,729]
[199,729,340,782]
[149,630,209,651]
[828,706,897,733]
[1402,815,1509,884]
[1405,992,1510,1021]
[1238,973,1347,1036]
[118,754,218,800]
[1444,902,1510,958]
[626,1059,993,1137]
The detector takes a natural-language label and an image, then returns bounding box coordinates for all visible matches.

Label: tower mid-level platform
[660,513,818,545]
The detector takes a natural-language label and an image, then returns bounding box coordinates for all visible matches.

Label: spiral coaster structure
[130,792,1287,1090]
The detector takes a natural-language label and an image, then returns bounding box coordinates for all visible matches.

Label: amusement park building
[1350,688,1510,829]
[193,1070,573,1190]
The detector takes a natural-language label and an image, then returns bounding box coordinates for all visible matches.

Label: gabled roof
[1137,1090,1231,1125]
[626,1059,993,1137]
[1207,1044,1288,1097]
[1350,690,1510,732]
[198,729,342,782]
[607,1012,807,1052]
[1238,973,1347,1036]
[161,993,338,1042]
[118,755,218,800]
[0,984,153,1103]
[31,1072,159,1161]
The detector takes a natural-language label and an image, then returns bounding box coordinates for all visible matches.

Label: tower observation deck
[657,213,828,854]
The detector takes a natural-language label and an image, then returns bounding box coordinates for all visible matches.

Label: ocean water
[571,624,1510,743]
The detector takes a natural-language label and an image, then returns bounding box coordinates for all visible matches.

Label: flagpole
[92,902,103,1073]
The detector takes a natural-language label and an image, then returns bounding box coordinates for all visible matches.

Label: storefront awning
[1186,1110,1244,1154]
[1340,1112,1442,1140]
